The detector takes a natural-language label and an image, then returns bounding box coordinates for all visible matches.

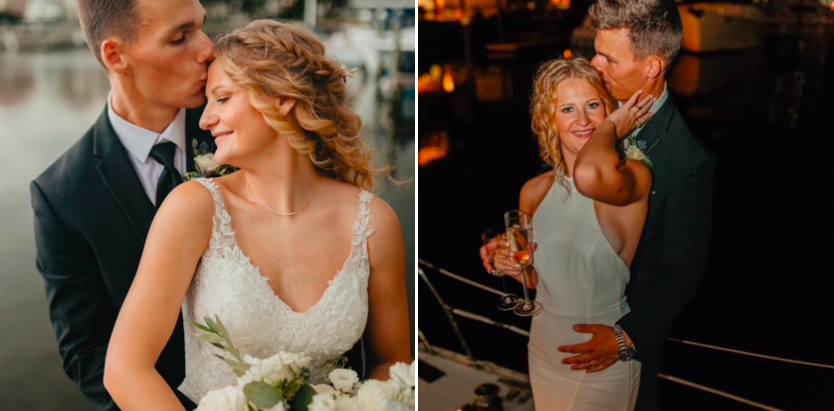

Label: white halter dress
[528,177,640,411]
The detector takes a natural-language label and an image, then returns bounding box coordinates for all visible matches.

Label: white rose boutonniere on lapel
[183,139,238,181]
[624,135,653,169]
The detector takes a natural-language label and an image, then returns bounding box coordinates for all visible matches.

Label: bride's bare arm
[573,91,654,206]
[364,197,411,381]
[104,181,214,410]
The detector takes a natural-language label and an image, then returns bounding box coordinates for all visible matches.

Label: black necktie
[148,142,181,208]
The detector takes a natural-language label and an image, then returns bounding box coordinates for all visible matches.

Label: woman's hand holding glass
[492,240,539,289]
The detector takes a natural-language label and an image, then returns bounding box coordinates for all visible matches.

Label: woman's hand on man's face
[605,90,655,139]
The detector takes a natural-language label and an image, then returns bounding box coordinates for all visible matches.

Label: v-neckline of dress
[204,178,363,315]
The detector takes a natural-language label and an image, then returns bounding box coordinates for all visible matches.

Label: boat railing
[418,258,834,411]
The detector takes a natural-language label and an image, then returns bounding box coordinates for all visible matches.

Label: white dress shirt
[107,92,187,206]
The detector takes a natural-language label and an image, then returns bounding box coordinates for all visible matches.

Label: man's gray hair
[589,0,683,67]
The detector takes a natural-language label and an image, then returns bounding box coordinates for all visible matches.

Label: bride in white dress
[103,20,411,410]
[484,57,654,410]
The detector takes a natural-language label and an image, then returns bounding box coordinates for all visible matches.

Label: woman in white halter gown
[103,20,411,410]
[488,57,654,411]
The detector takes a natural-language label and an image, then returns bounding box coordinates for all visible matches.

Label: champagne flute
[481,229,522,311]
[504,210,543,317]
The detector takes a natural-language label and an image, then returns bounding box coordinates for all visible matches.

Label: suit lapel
[91,108,156,241]
[639,95,677,156]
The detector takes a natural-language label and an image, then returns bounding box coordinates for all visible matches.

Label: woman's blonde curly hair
[530,57,616,190]
[213,19,383,191]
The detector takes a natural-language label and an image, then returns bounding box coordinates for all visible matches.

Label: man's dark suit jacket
[31,106,367,411]
[617,96,716,411]
[30,106,213,411]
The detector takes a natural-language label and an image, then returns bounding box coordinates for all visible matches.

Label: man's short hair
[589,0,683,67]
[76,0,139,68]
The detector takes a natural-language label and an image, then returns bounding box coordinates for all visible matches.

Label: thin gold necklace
[244,174,321,217]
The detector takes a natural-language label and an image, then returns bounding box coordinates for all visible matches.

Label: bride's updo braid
[213,19,381,191]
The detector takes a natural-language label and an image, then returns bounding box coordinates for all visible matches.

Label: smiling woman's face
[198,63,278,166]
[553,77,608,157]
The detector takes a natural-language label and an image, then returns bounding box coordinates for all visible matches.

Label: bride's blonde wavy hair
[530,57,616,190]
[213,19,383,191]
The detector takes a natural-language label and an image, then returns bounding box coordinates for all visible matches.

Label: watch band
[614,325,634,361]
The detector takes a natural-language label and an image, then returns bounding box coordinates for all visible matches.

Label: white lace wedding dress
[177,178,373,404]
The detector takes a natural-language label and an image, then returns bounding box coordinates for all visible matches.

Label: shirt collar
[107,91,187,163]
[617,84,668,137]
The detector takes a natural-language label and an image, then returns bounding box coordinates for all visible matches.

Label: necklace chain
[245,174,321,217]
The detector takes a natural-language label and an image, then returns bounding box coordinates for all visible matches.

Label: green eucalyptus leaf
[195,333,225,345]
[220,357,250,377]
[213,315,232,342]
[244,381,282,409]
[289,384,317,411]
[193,322,214,333]
[204,316,219,333]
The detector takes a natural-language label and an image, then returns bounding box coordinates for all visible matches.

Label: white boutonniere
[183,140,238,181]
[624,136,653,169]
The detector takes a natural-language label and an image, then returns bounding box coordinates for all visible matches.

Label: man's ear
[276,97,296,117]
[101,39,128,74]
[645,55,665,80]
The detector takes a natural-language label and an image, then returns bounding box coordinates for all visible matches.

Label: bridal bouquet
[193,316,415,411]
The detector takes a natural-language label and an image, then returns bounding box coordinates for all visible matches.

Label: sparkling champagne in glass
[481,229,522,311]
[504,210,542,317]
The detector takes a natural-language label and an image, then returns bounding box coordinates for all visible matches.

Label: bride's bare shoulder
[322,179,401,231]
[521,171,556,212]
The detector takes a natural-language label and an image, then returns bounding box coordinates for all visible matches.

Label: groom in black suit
[557,1,716,410]
[29,0,214,409]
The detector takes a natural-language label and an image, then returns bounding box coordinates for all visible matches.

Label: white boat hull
[679,3,765,53]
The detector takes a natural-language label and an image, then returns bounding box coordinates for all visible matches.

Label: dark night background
[418,0,834,409]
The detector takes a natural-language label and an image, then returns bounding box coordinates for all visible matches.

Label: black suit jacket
[30,106,212,411]
[616,96,716,411]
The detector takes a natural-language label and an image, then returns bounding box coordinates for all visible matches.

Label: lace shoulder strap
[351,189,375,260]
[193,178,236,255]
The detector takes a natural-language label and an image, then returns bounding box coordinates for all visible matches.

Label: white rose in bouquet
[356,379,399,411]
[312,384,338,395]
[308,393,337,411]
[195,385,248,411]
[388,362,415,388]
[334,394,360,411]
[328,368,359,393]
[238,352,312,387]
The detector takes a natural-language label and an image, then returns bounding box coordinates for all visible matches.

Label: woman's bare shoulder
[521,171,556,211]
[155,179,216,226]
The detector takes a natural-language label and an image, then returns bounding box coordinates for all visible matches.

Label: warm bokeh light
[563,49,573,59]
[418,133,450,167]
[550,0,571,9]
[443,72,455,93]
[527,1,536,11]
[430,64,443,82]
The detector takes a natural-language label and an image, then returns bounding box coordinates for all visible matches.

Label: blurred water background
[0,1,415,410]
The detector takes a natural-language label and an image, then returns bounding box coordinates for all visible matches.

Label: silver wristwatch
[614,325,635,361]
